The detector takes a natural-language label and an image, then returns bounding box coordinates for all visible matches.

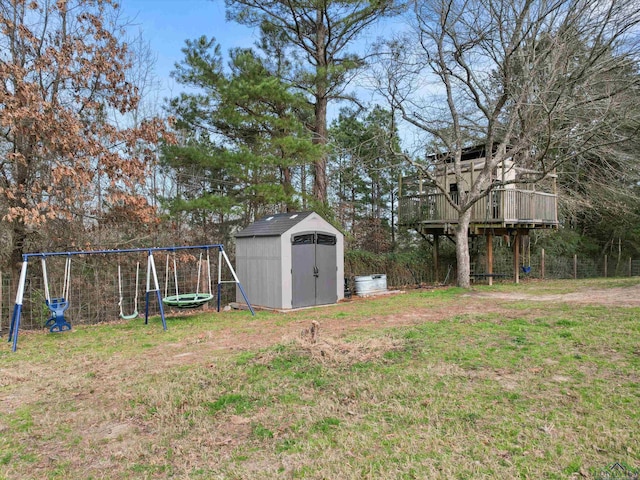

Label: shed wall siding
[236,236,282,309]
[280,234,291,308]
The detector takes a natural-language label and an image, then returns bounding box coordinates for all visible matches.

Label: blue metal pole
[217,247,222,313]
[236,282,255,316]
[10,305,22,352]
[8,304,19,344]
[144,291,150,325]
[156,290,167,331]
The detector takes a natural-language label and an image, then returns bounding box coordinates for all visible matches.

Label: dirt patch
[123,283,640,371]
[471,284,640,307]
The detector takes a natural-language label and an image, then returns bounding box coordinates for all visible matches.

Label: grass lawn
[1,278,639,479]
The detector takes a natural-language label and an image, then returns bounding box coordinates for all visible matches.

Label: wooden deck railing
[398,189,558,226]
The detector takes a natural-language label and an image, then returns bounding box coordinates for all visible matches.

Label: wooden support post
[541,248,545,280]
[513,232,520,284]
[629,257,633,277]
[433,235,440,283]
[604,255,608,278]
[487,233,494,286]
[574,254,578,279]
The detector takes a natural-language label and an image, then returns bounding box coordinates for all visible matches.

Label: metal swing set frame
[7,244,255,352]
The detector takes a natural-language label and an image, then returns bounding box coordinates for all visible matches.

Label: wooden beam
[433,235,440,283]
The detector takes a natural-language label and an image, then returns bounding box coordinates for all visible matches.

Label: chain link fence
[0,251,237,333]
[1,249,638,332]
[344,249,640,289]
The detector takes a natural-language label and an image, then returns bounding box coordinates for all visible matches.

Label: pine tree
[163,36,320,241]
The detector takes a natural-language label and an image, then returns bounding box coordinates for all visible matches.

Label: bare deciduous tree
[0,0,173,278]
[376,0,640,287]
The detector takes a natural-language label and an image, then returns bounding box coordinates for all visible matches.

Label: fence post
[574,254,578,280]
[541,248,545,280]
[629,257,633,277]
[604,255,608,278]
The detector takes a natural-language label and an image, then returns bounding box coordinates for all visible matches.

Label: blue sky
[120,0,257,96]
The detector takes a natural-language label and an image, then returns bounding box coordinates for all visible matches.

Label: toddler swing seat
[42,256,73,333]
[45,297,72,332]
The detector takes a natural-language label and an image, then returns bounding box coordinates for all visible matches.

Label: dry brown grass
[252,319,407,366]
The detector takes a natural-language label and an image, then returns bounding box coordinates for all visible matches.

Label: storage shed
[235,211,344,309]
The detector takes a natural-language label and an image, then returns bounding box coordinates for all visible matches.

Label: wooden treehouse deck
[398,189,559,236]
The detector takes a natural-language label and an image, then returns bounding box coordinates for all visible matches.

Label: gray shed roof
[235,211,316,238]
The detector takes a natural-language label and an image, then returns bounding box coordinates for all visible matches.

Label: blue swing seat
[45,297,72,333]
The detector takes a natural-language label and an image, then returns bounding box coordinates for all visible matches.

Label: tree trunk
[390,189,396,247]
[301,165,307,209]
[10,223,27,290]
[312,7,328,206]
[313,93,328,204]
[10,130,31,286]
[455,209,472,288]
[281,165,294,212]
